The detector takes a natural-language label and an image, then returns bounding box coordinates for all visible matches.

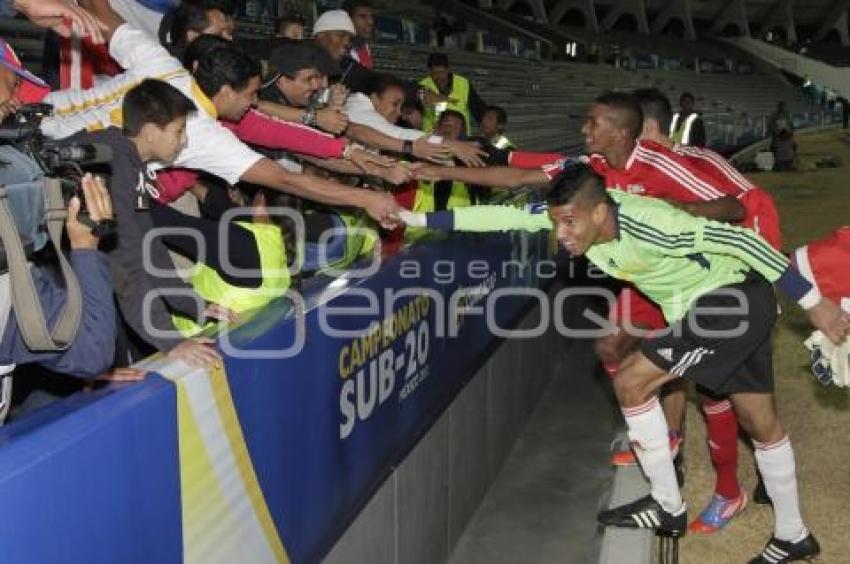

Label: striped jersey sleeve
[632,140,742,201]
[619,194,789,282]
[674,145,755,195]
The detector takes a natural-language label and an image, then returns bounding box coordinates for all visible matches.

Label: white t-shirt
[42,24,262,185]
[345,92,431,142]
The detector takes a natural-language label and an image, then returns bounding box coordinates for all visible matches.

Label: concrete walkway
[449,338,620,564]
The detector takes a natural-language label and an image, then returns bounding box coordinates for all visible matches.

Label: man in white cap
[312,9,376,93]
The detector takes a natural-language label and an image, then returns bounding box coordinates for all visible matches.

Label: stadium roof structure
[494,0,850,44]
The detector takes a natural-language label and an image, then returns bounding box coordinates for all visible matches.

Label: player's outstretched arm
[400,205,552,233]
[413,164,550,188]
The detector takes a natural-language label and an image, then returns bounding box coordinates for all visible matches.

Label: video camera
[0,103,115,267]
[0,103,116,352]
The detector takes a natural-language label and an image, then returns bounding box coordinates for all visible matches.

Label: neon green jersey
[435,192,789,322]
[586,190,788,322]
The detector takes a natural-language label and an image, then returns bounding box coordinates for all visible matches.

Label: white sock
[623,397,684,513]
[754,436,807,541]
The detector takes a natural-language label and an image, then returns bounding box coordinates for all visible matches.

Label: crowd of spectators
[0,0,521,417]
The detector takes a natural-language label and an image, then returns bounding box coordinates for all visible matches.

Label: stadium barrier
[0,217,559,564]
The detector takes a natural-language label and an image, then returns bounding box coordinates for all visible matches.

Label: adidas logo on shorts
[658,348,674,361]
[670,347,714,376]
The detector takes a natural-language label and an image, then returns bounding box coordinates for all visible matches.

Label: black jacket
[63,128,202,352]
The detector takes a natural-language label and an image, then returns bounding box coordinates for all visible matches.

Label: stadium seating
[373,39,819,152]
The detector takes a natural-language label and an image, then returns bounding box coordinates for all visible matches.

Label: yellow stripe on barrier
[175,381,244,561]
[208,365,289,563]
[145,356,288,564]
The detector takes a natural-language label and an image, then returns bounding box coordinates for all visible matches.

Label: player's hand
[362,191,402,229]
[807,298,850,345]
[316,107,348,135]
[445,140,487,168]
[398,209,426,227]
[412,137,451,163]
[15,0,107,43]
[167,337,222,369]
[66,173,113,250]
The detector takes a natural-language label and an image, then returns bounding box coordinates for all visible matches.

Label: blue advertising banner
[0,226,554,564]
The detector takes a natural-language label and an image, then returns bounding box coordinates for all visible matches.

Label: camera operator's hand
[0,97,21,123]
[167,337,223,369]
[66,173,113,250]
[316,107,349,135]
[14,0,107,43]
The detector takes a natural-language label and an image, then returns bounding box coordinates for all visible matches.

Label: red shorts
[610,287,667,333]
[602,288,666,378]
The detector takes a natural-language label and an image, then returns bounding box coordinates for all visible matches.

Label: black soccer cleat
[748,533,821,563]
[597,494,687,537]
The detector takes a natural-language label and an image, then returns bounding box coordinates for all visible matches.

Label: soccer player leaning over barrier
[547,165,847,563]
[400,165,850,562]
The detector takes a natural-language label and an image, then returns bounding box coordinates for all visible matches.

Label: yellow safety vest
[669,112,700,145]
[173,221,289,337]
[318,210,379,273]
[419,74,473,134]
[405,179,471,242]
[413,179,471,213]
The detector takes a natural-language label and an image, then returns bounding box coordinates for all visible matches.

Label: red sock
[703,399,741,499]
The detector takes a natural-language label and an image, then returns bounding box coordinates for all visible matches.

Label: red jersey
[587,140,745,201]
[674,144,782,249]
[793,227,850,309]
[523,140,782,248]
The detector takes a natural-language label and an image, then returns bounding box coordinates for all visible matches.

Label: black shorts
[640,273,777,395]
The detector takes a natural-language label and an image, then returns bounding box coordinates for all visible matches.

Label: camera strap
[0,177,82,351]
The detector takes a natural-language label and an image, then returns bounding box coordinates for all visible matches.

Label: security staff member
[669,92,706,147]
[419,52,487,135]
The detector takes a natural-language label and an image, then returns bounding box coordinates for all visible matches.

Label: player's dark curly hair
[545,163,610,208]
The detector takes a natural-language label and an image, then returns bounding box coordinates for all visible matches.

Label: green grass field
[680,128,850,563]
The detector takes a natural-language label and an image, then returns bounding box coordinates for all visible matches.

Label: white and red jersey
[513,140,782,249]
[793,227,850,310]
[588,139,746,201]
[674,144,782,249]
